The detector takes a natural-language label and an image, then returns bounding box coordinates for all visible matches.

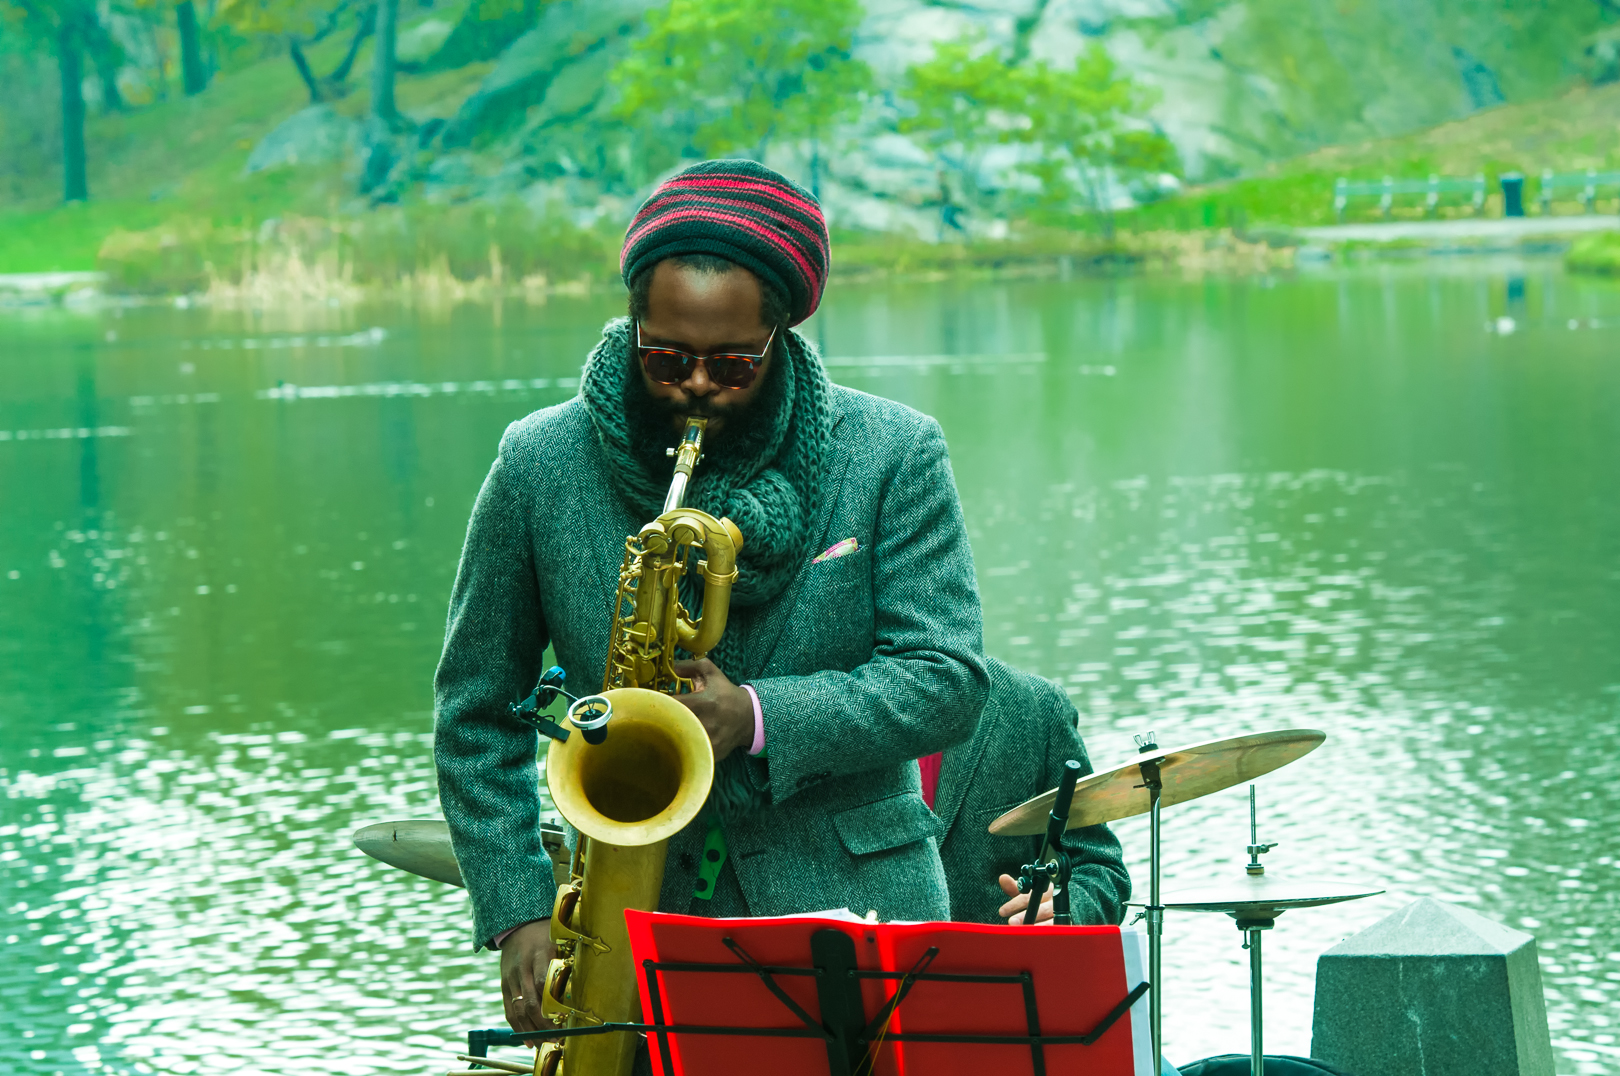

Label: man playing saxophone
[432,160,989,1052]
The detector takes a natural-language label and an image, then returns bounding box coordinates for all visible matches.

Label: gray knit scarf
[580,317,833,821]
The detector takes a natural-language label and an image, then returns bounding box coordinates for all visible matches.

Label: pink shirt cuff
[491,918,545,950]
[743,684,765,756]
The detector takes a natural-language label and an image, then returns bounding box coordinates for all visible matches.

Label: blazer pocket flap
[833,793,943,856]
[975,801,1034,827]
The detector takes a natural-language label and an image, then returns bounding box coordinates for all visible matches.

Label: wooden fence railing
[1333,175,1486,222]
[1539,170,1620,214]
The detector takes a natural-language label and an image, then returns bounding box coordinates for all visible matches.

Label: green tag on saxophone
[692,822,727,900]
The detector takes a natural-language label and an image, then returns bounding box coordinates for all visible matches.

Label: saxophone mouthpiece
[663,419,708,513]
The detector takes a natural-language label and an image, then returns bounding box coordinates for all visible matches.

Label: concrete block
[1311,898,1553,1076]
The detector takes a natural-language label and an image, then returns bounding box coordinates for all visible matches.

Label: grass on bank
[1567,232,1620,274]
[80,208,1292,298]
[95,203,625,297]
[0,5,489,276]
[1117,79,1620,233]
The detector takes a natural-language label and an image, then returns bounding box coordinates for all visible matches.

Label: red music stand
[623,911,1151,1076]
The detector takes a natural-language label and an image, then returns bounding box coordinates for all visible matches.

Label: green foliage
[417,0,537,72]
[899,37,1178,217]
[1567,232,1620,276]
[611,0,872,160]
[92,203,622,292]
[214,0,337,41]
[1120,0,1619,170]
[1003,47,1179,216]
[896,33,1009,196]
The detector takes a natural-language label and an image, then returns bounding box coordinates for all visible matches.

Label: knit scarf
[580,317,833,821]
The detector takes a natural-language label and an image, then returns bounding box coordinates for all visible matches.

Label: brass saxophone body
[539,417,740,1076]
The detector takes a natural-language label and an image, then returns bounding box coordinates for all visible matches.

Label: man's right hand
[500,919,556,1041]
[996,873,1056,924]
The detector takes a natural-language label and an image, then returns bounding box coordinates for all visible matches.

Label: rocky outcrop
[439,0,653,148]
[246,0,1607,231]
[245,106,362,174]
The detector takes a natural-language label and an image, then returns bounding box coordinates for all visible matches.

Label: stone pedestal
[1311,897,1553,1076]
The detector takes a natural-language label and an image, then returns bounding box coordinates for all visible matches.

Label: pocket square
[812,537,860,563]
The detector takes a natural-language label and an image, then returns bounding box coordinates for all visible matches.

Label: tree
[611,0,871,191]
[899,36,1178,229]
[1,0,96,200]
[369,0,399,126]
[897,34,1013,218]
[1002,46,1179,222]
[215,0,373,104]
[175,0,207,94]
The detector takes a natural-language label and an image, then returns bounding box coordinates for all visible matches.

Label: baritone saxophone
[537,417,741,1076]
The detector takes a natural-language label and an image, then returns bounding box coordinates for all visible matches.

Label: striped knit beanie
[621,159,830,326]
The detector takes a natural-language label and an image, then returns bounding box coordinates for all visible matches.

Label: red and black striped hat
[621,159,830,326]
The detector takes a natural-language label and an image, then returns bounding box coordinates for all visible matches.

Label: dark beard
[625,359,785,477]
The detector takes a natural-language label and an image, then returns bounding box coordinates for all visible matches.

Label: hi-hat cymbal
[1151,875,1383,917]
[353,819,568,888]
[988,729,1326,836]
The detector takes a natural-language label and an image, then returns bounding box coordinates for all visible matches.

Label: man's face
[636,260,775,436]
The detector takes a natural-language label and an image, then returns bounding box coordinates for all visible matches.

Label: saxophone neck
[662,417,706,513]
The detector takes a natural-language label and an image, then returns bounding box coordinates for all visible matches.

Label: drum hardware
[1240,784,1277,1076]
[990,728,1328,1076]
[448,1053,530,1075]
[1136,785,1383,1076]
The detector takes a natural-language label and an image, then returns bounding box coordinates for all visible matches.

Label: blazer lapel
[575,436,639,662]
[742,402,849,680]
[935,690,1002,840]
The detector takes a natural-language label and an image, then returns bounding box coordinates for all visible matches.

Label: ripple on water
[3,278,1617,1074]
[1,723,562,1076]
[973,467,1620,1065]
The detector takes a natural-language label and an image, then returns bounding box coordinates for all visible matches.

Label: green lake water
[2,260,1618,1074]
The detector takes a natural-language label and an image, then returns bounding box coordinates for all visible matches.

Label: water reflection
[2,260,1618,1074]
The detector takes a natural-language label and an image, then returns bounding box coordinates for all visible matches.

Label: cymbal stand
[1135,732,1165,1076]
[1240,784,1277,1076]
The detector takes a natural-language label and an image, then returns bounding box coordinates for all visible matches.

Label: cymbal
[1147,875,1383,917]
[353,819,567,888]
[354,819,466,887]
[988,729,1326,836]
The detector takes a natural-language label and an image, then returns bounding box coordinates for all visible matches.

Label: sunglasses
[636,322,775,391]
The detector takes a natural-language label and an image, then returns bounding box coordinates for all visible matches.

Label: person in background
[928,656,1130,925]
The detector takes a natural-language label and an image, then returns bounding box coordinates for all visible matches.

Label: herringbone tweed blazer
[936,658,1131,925]
[434,386,989,949]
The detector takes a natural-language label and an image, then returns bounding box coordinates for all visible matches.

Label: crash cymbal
[1146,875,1383,917]
[988,728,1326,836]
[353,819,567,888]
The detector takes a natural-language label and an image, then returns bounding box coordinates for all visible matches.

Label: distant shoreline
[3,223,1616,309]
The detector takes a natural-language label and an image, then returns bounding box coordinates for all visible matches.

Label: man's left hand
[672,658,754,760]
[996,873,1056,925]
